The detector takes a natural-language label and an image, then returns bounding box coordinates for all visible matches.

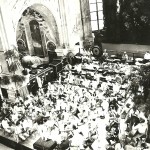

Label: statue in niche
[29,20,44,57]
[17,39,29,58]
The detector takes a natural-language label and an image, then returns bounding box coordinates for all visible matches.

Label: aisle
[93,116,110,149]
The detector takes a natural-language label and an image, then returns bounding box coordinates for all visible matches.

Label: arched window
[89,0,104,31]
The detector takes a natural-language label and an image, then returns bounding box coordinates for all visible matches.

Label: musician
[102,49,109,60]
[1,118,12,133]
[143,51,150,63]
[144,51,150,60]
[131,118,148,143]
[122,52,128,62]
[126,106,140,130]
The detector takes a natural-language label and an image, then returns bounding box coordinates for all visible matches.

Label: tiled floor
[0,143,14,150]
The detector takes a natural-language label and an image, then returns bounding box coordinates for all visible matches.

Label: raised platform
[0,130,70,150]
[0,130,40,150]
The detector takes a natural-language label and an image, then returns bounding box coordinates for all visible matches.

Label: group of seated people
[102,49,150,65]
[0,50,150,150]
[63,57,150,149]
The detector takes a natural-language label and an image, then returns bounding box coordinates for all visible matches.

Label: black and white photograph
[0,0,150,149]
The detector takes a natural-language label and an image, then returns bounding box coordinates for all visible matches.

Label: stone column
[80,0,93,41]
[0,7,10,73]
[0,7,9,51]
[24,21,35,55]
[58,0,69,48]
[40,27,47,57]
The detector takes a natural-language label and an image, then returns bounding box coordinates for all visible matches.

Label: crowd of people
[0,50,150,150]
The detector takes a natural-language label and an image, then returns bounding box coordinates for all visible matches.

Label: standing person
[144,51,150,63]
[102,49,109,60]
[144,51,150,60]
[122,52,128,62]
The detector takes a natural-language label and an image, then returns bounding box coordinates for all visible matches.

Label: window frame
[89,0,103,31]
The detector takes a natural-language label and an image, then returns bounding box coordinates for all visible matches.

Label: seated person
[130,118,148,142]
[125,107,140,132]
[102,49,109,60]
[76,63,82,73]
[143,51,150,63]
[82,49,89,57]
[106,127,119,145]
[122,52,128,62]
[15,121,30,142]
[11,112,19,124]
[144,51,150,60]
[1,118,13,133]
[64,63,72,70]
[21,117,34,135]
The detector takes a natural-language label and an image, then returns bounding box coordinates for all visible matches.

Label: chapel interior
[0,0,150,150]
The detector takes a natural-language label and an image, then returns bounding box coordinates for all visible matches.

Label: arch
[16,3,60,45]
[16,3,61,57]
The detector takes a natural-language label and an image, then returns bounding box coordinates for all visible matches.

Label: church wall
[0,52,9,73]
[80,0,93,41]
[0,0,93,73]
[1,0,150,62]
[0,0,64,49]
[0,0,93,52]
[63,0,93,53]
[64,0,83,49]
[0,7,10,73]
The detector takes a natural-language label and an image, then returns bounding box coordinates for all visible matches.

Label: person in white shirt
[115,142,124,150]
[76,63,82,73]
[122,51,128,62]
[102,49,109,60]
[2,118,12,133]
[144,51,150,60]
[131,118,148,143]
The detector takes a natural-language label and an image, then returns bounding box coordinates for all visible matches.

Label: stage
[0,130,40,150]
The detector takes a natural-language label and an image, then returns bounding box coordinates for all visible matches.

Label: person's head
[139,117,145,123]
[141,135,146,143]
[104,49,107,53]
[132,106,137,111]
[72,125,77,130]
[88,122,91,128]
[120,135,126,144]
[126,103,130,108]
